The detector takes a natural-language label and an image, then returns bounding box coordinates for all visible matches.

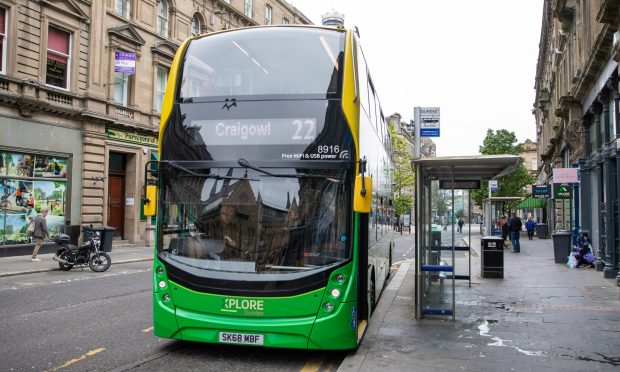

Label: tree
[389,125,415,221]
[471,129,534,208]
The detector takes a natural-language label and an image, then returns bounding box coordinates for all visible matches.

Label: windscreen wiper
[237,158,343,181]
[166,161,257,181]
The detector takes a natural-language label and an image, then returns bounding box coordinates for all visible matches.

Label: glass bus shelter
[483,197,522,237]
[412,155,519,319]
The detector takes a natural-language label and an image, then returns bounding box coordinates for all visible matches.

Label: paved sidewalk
[0,246,153,277]
[339,234,620,371]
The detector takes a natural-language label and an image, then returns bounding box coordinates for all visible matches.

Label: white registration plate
[219,332,264,345]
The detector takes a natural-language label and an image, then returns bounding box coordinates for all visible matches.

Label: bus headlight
[158,280,167,289]
[324,303,334,312]
[156,267,164,275]
[336,274,345,283]
[162,294,170,302]
[330,288,341,298]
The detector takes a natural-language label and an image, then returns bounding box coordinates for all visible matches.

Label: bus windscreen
[159,165,351,275]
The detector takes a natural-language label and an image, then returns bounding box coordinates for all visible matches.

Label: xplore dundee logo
[221,298,265,316]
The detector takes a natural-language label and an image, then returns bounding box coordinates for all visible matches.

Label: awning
[515,196,546,209]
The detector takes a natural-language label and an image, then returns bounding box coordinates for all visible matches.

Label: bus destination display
[195,118,318,146]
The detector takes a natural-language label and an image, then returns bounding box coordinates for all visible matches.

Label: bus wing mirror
[143,185,157,216]
[354,175,372,213]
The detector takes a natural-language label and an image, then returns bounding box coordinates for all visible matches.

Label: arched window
[157,0,169,37]
[191,13,202,36]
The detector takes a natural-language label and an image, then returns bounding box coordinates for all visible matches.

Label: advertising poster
[0,150,68,245]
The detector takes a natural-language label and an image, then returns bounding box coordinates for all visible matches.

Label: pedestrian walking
[508,212,522,253]
[457,217,464,233]
[31,207,50,261]
[525,216,537,240]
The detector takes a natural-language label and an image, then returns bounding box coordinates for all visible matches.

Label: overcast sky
[291,1,544,156]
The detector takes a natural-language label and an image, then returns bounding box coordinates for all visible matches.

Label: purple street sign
[115,52,136,74]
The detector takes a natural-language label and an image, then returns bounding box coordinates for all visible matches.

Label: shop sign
[115,52,136,74]
[553,168,578,183]
[553,183,572,199]
[106,128,157,147]
[532,185,551,199]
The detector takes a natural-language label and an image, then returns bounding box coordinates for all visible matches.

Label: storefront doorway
[107,152,125,238]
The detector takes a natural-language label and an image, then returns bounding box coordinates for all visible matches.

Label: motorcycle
[52,231,112,272]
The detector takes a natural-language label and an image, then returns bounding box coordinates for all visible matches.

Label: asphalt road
[0,261,345,372]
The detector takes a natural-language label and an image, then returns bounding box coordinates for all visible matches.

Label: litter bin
[83,225,116,252]
[481,236,504,278]
[536,223,548,239]
[64,224,81,245]
[551,230,572,264]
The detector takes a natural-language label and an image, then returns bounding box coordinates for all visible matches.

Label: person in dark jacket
[508,213,522,253]
[31,207,50,261]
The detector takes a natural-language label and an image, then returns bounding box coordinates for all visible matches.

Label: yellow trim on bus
[341,30,360,174]
[158,38,192,151]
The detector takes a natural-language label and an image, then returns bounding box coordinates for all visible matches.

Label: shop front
[104,127,157,246]
[0,119,82,256]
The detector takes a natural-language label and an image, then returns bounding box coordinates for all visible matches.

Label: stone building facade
[533,0,620,282]
[0,0,310,253]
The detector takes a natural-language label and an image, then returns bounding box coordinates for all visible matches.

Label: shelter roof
[412,155,520,181]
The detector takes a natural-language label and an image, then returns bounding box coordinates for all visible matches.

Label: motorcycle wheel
[58,251,74,271]
[89,253,111,272]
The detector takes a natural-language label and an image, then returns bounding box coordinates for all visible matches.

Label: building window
[191,14,202,36]
[265,5,272,25]
[156,65,168,113]
[114,72,130,106]
[157,0,169,37]
[244,0,253,18]
[0,8,6,74]
[115,0,131,19]
[282,17,289,25]
[46,26,71,90]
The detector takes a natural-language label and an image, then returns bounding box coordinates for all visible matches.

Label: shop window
[156,65,169,113]
[0,151,68,245]
[265,5,272,25]
[0,7,7,74]
[46,26,71,90]
[115,0,131,19]
[157,0,169,37]
[245,0,253,18]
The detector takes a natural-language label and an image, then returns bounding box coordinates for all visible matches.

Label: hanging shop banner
[553,168,578,183]
[532,184,551,199]
[106,128,158,147]
[114,52,136,74]
[0,150,67,245]
[553,183,572,199]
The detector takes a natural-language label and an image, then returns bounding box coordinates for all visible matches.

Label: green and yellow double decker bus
[144,25,393,350]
